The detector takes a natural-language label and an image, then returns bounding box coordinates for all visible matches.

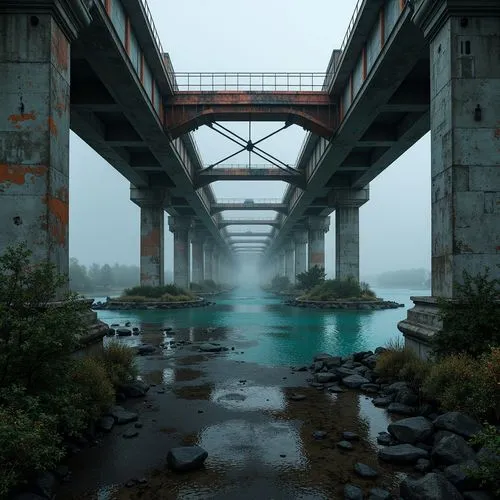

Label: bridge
[1,0,499,355]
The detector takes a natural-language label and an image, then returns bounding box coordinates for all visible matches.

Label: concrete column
[307,216,330,270]
[279,249,286,276]
[204,240,214,281]
[293,228,308,278]
[131,187,167,287]
[399,2,500,357]
[168,217,192,290]
[284,240,295,283]
[0,5,90,291]
[191,227,207,285]
[212,251,220,283]
[330,187,369,282]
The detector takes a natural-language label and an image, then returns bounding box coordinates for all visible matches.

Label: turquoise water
[96,287,429,367]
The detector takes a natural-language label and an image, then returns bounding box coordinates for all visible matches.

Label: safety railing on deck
[174,73,328,91]
[202,163,297,170]
[214,198,284,204]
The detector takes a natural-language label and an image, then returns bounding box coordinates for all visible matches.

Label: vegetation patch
[117,284,195,302]
[300,278,377,301]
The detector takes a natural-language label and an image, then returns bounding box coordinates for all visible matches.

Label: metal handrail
[201,163,298,171]
[339,0,363,57]
[213,198,285,204]
[139,0,164,63]
[174,72,328,91]
[220,217,280,221]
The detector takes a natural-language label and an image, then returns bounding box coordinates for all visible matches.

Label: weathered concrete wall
[204,240,214,281]
[307,216,330,270]
[191,236,205,285]
[140,205,164,286]
[284,240,295,283]
[335,207,360,281]
[0,13,71,289]
[293,229,308,278]
[428,14,500,297]
[169,217,191,290]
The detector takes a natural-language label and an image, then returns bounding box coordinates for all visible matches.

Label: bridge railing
[203,163,296,170]
[214,198,285,204]
[174,73,328,91]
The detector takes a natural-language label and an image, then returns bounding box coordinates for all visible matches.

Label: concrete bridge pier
[204,239,214,281]
[213,251,220,283]
[168,217,192,290]
[131,187,167,286]
[284,240,295,283]
[191,226,207,285]
[399,0,500,357]
[293,228,308,278]
[0,2,91,291]
[279,249,286,277]
[330,187,369,282]
[307,217,330,271]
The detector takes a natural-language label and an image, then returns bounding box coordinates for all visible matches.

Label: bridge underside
[165,91,337,139]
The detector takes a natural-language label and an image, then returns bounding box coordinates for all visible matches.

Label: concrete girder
[218,219,282,229]
[211,202,289,215]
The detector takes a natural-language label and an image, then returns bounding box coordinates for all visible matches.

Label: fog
[69,0,431,280]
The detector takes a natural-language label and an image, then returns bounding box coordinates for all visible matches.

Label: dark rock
[414,458,432,473]
[116,328,132,336]
[118,380,149,398]
[324,356,342,368]
[444,460,480,491]
[354,365,369,376]
[400,472,463,500]
[373,395,394,407]
[395,388,419,407]
[343,431,359,441]
[199,343,222,352]
[379,444,428,464]
[337,440,353,450]
[108,406,138,425]
[289,393,307,401]
[433,412,483,439]
[432,434,476,465]
[369,487,391,500]
[336,367,357,378]
[387,402,416,416]
[97,415,115,432]
[360,383,379,393]
[137,344,156,355]
[388,416,434,444]
[344,484,363,500]
[416,442,433,453]
[123,428,139,439]
[385,381,409,394]
[354,462,379,478]
[167,446,208,472]
[34,471,57,499]
[434,430,456,444]
[313,361,324,372]
[462,491,494,500]
[106,328,115,336]
[296,365,308,372]
[313,430,327,440]
[377,432,394,446]
[314,353,333,362]
[343,374,370,388]
[327,385,345,393]
[363,354,379,369]
[315,372,338,383]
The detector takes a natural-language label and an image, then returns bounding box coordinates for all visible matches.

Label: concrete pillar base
[168,217,192,290]
[397,296,442,359]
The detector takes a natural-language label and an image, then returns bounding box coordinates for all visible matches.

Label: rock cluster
[302,350,497,500]
[285,299,404,310]
[93,299,215,311]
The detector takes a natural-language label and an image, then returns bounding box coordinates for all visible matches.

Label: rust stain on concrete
[52,25,69,72]
[43,193,69,246]
[141,229,161,257]
[0,164,47,185]
[8,112,36,125]
[48,116,58,136]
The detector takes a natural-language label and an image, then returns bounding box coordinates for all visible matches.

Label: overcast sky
[69,0,431,278]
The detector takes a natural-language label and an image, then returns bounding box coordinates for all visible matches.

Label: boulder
[379,444,428,464]
[433,412,483,439]
[289,393,307,401]
[444,460,480,491]
[343,374,370,388]
[97,415,115,432]
[324,356,342,368]
[343,431,359,441]
[137,344,156,355]
[107,406,138,425]
[387,402,416,416]
[414,458,432,473]
[369,488,391,500]
[395,388,419,407]
[363,354,379,369]
[315,372,337,384]
[118,380,149,398]
[385,381,409,394]
[336,367,357,378]
[373,395,393,407]
[399,472,463,500]
[314,353,333,362]
[167,446,208,472]
[337,440,353,450]
[344,484,363,500]
[354,462,379,478]
[199,343,222,353]
[432,434,476,466]
[116,328,132,336]
[327,385,345,393]
[388,417,434,444]
[377,432,394,446]
[123,428,139,439]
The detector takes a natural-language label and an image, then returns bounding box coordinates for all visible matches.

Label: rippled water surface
[96,286,429,365]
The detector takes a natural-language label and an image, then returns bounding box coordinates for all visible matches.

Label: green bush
[399,357,433,392]
[270,275,291,291]
[374,338,419,380]
[304,278,376,301]
[296,266,326,291]
[123,284,188,299]
[422,353,496,420]
[469,425,500,497]
[100,342,137,387]
[434,269,500,358]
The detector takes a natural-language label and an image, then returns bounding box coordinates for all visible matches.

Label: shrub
[374,338,419,380]
[422,353,497,420]
[100,342,137,387]
[434,269,500,358]
[123,284,187,299]
[270,275,291,291]
[0,396,62,497]
[399,357,432,392]
[296,266,326,291]
[305,278,376,300]
[469,425,500,497]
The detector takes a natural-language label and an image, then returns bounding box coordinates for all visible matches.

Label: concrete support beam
[204,239,214,281]
[131,187,166,287]
[331,188,369,282]
[293,228,308,279]
[191,226,207,285]
[400,2,500,357]
[0,8,86,292]
[307,216,330,270]
[168,217,192,290]
[212,251,220,283]
[284,240,295,283]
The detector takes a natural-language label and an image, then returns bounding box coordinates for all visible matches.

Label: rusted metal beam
[165,91,337,139]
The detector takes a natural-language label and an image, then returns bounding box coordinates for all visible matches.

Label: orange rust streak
[48,117,58,137]
[8,113,36,124]
[43,195,69,246]
[0,164,47,185]
[141,229,161,257]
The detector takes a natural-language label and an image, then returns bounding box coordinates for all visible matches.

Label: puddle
[211,384,285,411]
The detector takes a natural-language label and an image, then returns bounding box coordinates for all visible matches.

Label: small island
[266,267,404,310]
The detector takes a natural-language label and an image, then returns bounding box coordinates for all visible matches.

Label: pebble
[337,440,353,450]
[354,462,379,478]
[313,430,327,440]
[289,393,307,401]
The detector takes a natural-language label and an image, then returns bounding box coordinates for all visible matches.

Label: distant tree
[69,258,91,291]
[376,268,430,289]
[88,263,101,286]
[99,264,114,289]
[270,275,291,291]
[296,266,326,290]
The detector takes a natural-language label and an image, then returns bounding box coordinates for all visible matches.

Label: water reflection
[211,384,285,411]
